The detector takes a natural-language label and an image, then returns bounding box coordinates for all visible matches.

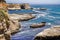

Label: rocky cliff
[0,9,35,40]
[7,4,21,10]
[21,3,31,9]
[0,9,21,40]
[7,3,31,10]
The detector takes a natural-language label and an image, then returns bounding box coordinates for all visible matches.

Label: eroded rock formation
[0,0,21,40]
[9,14,35,21]
[0,9,11,40]
[7,3,31,10]
[7,4,21,10]
[0,9,21,40]
[21,3,31,9]
[34,25,60,40]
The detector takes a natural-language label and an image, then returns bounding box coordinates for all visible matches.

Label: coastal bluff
[7,3,31,10]
[0,13,35,40]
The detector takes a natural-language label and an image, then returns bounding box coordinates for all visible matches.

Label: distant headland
[7,3,31,10]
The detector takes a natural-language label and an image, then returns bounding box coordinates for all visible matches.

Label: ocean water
[9,4,60,40]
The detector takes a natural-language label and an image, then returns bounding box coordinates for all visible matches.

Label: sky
[5,0,60,4]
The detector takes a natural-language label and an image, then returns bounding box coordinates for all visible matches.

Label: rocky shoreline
[0,0,60,40]
[9,14,35,21]
[0,13,35,40]
[9,14,35,34]
[34,25,60,40]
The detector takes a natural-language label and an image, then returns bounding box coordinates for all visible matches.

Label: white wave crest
[46,23,51,25]
[47,11,60,14]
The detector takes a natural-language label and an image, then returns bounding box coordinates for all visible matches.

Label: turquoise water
[9,5,60,40]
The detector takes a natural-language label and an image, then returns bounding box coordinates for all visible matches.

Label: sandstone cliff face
[0,34,6,40]
[0,9,11,40]
[0,9,21,40]
[14,4,21,9]
[0,20,20,40]
[7,3,31,10]
[24,3,31,9]
[7,4,21,10]
[21,3,31,9]
[0,0,21,40]
[9,20,21,34]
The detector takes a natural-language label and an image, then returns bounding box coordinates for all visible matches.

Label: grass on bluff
[0,9,10,29]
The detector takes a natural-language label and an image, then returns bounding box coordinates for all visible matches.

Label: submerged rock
[9,14,35,21]
[34,25,60,40]
[30,22,46,28]
[40,8,47,10]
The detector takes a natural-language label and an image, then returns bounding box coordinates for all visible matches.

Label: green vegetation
[0,9,10,29]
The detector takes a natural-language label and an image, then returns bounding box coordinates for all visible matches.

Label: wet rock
[9,14,35,21]
[40,8,47,10]
[34,25,60,40]
[30,22,46,28]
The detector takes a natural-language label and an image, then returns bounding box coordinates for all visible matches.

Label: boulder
[34,25,60,40]
[30,22,46,28]
[9,14,35,21]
